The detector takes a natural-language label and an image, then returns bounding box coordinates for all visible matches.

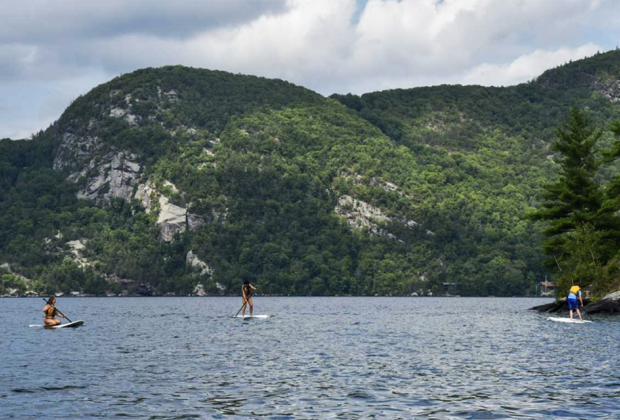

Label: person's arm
[250,284,257,291]
[579,291,584,307]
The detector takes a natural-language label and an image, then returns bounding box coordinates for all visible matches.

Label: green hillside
[2,51,620,297]
[332,49,620,295]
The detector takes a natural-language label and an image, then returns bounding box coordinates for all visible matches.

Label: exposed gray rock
[109,100,139,125]
[186,251,212,276]
[110,107,125,117]
[53,132,104,171]
[66,240,90,268]
[134,180,156,213]
[125,113,138,125]
[335,195,389,233]
[72,151,141,202]
[157,196,187,242]
[67,151,140,201]
[134,180,205,240]
[339,172,410,198]
[581,289,620,315]
[586,298,620,314]
[163,180,179,193]
[193,283,206,296]
[592,78,620,102]
[335,195,417,239]
[603,290,620,301]
[67,240,85,253]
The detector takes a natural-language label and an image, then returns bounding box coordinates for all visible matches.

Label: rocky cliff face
[186,251,212,276]
[67,151,141,202]
[50,76,212,242]
[53,122,104,172]
[157,196,188,242]
[65,149,203,242]
[592,78,620,102]
[335,195,428,240]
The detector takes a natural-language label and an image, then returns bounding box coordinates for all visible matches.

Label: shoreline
[1,295,555,299]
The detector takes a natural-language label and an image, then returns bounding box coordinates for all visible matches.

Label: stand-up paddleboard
[548,317,592,324]
[29,320,85,329]
[231,315,270,319]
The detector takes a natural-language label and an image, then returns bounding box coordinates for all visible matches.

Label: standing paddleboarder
[43,296,66,326]
[568,285,584,321]
[241,280,257,317]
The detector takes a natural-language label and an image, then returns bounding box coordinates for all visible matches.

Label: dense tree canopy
[2,51,620,297]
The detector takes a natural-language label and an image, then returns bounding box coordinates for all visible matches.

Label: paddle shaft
[234,292,253,318]
[42,298,72,323]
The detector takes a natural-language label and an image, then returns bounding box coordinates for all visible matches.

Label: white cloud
[462,44,603,86]
[1,0,620,138]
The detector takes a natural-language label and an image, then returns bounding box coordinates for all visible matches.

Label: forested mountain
[2,50,620,297]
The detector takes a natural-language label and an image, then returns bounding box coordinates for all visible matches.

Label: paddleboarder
[568,285,584,321]
[241,280,257,317]
[43,296,66,326]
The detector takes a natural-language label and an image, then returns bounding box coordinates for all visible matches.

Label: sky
[2,0,620,139]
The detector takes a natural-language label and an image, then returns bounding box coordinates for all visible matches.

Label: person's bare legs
[248,297,253,316]
[44,318,61,326]
[576,308,583,321]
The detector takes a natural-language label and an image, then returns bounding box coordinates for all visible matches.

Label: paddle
[42,298,72,323]
[233,292,253,318]
[582,306,594,322]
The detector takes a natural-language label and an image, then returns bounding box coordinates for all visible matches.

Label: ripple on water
[2,297,620,418]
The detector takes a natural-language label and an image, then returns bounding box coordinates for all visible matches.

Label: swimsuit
[568,291,581,309]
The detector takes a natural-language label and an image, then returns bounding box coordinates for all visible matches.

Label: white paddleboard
[548,317,592,324]
[232,315,270,319]
[29,320,85,329]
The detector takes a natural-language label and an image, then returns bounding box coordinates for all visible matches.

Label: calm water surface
[1,297,619,419]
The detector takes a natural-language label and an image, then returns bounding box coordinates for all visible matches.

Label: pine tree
[602,122,620,213]
[527,107,605,271]
[600,121,620,253]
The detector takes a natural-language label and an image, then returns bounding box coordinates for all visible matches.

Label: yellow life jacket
[569,285,581,295]
[46,306,56,317]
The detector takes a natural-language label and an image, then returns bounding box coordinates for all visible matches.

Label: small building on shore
[539,281,555,296]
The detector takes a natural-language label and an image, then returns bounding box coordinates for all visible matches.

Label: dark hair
[243,280,249,285]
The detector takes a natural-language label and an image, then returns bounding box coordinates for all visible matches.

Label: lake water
[1,297,619,419]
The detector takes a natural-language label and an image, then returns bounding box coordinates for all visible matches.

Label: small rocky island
[531,290,620,315]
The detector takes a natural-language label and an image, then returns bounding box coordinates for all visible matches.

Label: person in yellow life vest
[42,296,65,326]
[568,285,584,320]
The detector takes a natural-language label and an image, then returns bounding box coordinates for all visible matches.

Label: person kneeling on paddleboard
[241,280,257,317]
[43,296,65,326]
[568,285,584,321]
